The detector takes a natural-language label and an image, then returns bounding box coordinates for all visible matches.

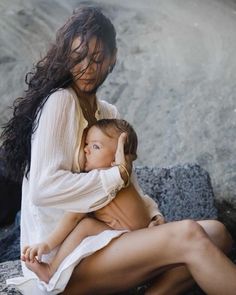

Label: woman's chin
[77,82,96,94]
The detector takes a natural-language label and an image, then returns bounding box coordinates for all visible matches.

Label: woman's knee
[204,220,233,253]
[175,220,219,265]
[176,220,211,255]
[145,220,212,267]
[151,220,207,249]
[179,220,207,240]
[177,219,233,263]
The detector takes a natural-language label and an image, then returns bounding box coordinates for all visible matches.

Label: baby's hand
[21,242,51,263]
[148,215,165,227]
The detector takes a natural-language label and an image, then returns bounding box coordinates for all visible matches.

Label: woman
[2,5,235,295]
[21,118,164,284]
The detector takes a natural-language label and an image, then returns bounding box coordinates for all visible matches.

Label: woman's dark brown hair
[0,5,117,181]
[93,119,138,160]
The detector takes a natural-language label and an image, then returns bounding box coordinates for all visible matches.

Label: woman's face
[71,36,116,93]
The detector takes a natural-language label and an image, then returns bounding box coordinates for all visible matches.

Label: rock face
[0,0,236,221]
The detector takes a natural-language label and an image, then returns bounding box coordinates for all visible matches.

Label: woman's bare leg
[25,217,110,283]
[63,219,236,295]
[145,220,233,295]
[145,266,192,295]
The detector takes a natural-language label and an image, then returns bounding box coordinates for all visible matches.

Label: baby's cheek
[79,150,86,171]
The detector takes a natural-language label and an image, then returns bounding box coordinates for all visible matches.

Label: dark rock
[0,212,20,263]
[216,200,236,241]
[135,164,218,222]
[0,149,21,226]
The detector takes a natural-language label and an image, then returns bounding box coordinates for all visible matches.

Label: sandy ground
[0,0,236,214]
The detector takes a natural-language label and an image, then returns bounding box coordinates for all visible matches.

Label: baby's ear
[111,161,116,167]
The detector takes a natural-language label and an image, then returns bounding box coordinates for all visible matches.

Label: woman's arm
[28,89,124,212]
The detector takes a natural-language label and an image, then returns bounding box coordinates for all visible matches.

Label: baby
[22,119,164,283]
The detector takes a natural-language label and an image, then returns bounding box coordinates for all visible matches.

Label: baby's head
[84,119,138,172]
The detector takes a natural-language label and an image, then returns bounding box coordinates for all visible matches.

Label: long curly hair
[0,5,116,182]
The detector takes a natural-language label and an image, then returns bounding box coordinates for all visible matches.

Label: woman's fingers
[148,215,165,227]
[115,132,127,164]
[115,132,135,177]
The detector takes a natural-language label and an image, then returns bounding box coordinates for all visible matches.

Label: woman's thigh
[63,220,203,295]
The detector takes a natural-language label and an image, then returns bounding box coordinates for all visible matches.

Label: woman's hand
[21,242,51,263]
[114,133,134,184]
[148,215,165,227]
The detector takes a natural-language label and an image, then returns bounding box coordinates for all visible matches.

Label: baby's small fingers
[29,248,38,262]
[21,254,26,262]
[22,245,29,254]
[24,247,31,261]
[37,249,44,263]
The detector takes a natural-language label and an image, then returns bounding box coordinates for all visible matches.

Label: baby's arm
[22,212,85,262]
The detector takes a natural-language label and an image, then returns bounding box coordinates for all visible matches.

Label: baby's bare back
[94,184,151,230]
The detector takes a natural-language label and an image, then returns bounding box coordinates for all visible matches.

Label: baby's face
[84,126,118,172]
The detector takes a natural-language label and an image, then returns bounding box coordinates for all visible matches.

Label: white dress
[7,88,160,294]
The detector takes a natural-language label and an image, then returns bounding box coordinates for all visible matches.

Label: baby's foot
[24,258,53,283]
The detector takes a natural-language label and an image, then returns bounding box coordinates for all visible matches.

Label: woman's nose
[81,57,96,73]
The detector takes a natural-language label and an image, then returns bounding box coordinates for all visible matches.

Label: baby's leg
[25,217,111,283]
[50,217,111,273]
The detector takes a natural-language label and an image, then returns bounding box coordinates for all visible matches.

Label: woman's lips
[80,78,96,83]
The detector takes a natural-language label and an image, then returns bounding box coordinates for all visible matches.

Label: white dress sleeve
[28,89,124,212]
